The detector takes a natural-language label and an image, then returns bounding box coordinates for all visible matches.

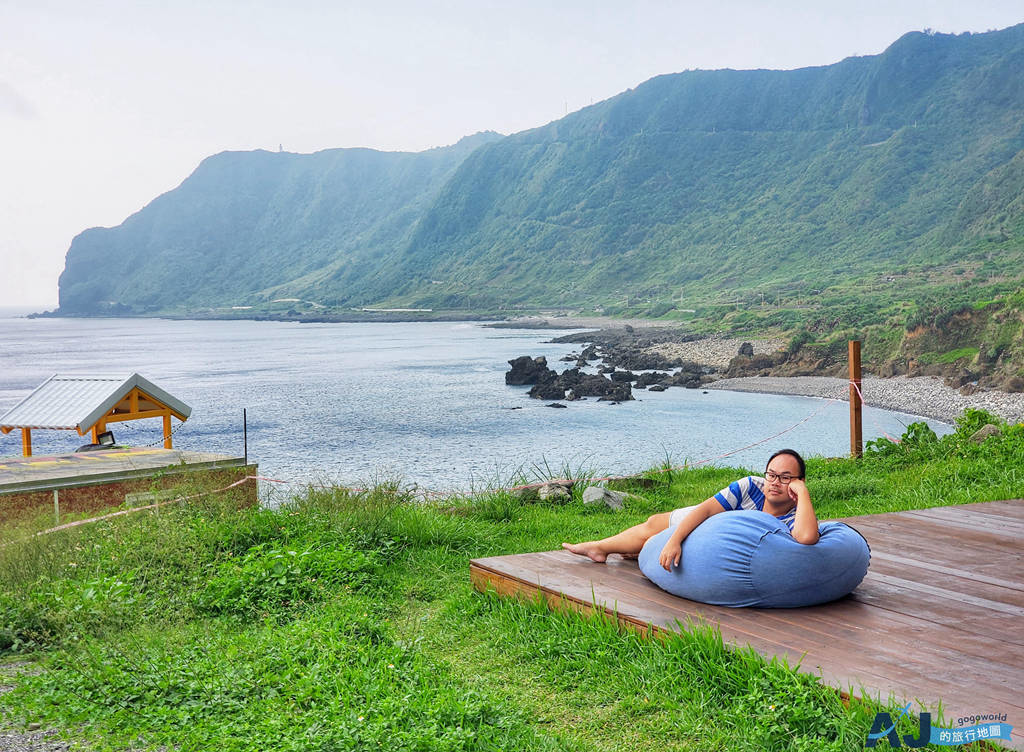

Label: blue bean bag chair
[637,511,870,608]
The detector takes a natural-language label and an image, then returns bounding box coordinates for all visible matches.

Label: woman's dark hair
[766,449,806,478]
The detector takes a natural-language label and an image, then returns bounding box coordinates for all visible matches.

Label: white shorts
[668,504,699,528]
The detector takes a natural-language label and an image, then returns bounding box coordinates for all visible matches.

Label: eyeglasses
[765,470,799,484]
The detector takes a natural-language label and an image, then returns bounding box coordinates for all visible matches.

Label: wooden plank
[865,567,1024,612]
[840,517,1018,580]
[882,510,1022,540]
[868,550,1024,593]
[901,506,1024,536]
[963,500,1024,520]
[471,500,1024,749]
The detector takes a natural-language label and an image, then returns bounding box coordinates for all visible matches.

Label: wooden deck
[0,447,247,493]
[0,448,256,525]
[471,500,1024,747]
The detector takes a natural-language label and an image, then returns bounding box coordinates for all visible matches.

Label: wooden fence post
[849,340,863,458]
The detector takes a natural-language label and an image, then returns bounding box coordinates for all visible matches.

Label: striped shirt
[714,476,797,531]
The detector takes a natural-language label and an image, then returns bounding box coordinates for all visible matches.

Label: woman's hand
[659,542,681,571]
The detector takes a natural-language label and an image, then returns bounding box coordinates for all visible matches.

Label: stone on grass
[538,481,573,502]
[969,424,1001,443]
[511,486,539,502]
[582,486,628,510]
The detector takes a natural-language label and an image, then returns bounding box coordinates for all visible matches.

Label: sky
[1,1,1021,309]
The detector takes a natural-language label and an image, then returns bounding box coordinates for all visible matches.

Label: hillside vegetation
[56,26,1024,353]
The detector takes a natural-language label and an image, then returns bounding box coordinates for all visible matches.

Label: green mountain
[57,25,1024,318]
[57,132,503,313]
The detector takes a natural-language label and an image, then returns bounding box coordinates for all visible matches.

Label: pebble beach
[707,375,1024,425]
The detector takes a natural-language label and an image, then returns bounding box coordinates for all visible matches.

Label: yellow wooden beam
[101,408,171,424]
[136,389,189,422]
[22,427,32,457]
[163,414,172,449]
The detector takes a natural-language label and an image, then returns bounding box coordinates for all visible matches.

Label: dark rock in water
[529,381,567,400]
[738,342,754,357]
[545,402,568,408]
[528,367,633,401]
[610,349,684,371]
[634,371,669,388]
[581,344,599,361]
[508,406,523,410]
[506,355,555,385]
[610,370,635,382]
[598,365,615,374]
[663,364,704,389]
[647,384,668,392]
[510,352,633,402]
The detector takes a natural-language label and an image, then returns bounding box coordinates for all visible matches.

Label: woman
[562,449,819,570]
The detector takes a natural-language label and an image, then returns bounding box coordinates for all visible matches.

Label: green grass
[914,347,979,365]
[1,411,1020,750]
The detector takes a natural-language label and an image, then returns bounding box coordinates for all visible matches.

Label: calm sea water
[0,312,950,493]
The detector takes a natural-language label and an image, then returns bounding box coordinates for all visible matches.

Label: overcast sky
[1,1,1021,309]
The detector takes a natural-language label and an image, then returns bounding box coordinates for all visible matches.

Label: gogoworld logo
[866,704,1014,748]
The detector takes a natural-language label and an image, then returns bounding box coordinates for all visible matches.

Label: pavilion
[0,373,191,457]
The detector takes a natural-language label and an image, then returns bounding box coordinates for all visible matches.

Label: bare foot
[561,542,608,563]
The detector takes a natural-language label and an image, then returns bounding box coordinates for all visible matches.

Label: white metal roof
[0,373,192,433]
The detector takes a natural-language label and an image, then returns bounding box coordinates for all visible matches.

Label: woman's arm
[787,478,819,545]
[658,497,724,570]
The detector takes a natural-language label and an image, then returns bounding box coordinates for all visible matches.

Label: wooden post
[21,427,32,457]
[849,340,863,458]
[163,414,172,449]
[54,489,60,525]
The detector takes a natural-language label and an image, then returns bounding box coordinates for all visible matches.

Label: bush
[865,408,1007,467]
[952,407,1001,437]
[787,329,814,355]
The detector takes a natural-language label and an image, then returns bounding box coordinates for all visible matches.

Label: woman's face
[763,453,802,503]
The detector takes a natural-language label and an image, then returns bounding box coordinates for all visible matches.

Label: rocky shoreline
[708,375,1024,425]
[502,321,1024,424]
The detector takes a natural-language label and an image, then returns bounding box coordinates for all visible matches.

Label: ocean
[0,312,951,493]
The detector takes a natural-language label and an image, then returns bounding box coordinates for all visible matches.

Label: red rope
[849,379,902,444]
[8,393,858,543]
